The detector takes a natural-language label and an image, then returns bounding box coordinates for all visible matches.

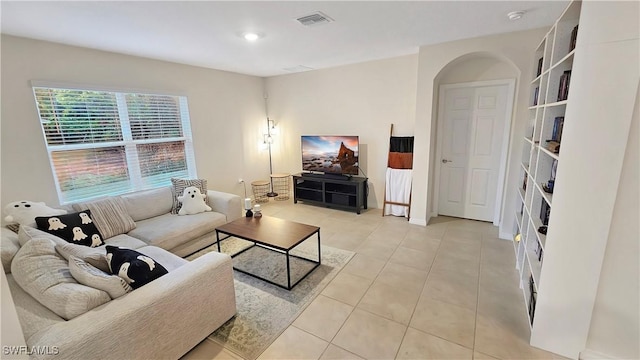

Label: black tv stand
[293,173,367,214]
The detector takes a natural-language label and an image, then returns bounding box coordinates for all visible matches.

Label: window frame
[32,82,197,204]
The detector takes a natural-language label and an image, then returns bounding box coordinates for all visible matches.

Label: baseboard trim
[499,230,513,240]
[409,218,427,226]
[580,349,618,360]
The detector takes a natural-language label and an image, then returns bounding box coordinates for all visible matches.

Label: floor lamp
[264,117,278,197]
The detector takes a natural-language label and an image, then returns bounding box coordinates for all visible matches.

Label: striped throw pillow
[171,178,210,214]
[72,197,136,239]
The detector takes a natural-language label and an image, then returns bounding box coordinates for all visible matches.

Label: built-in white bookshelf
[512,0,580,330]
[512,1,639,358]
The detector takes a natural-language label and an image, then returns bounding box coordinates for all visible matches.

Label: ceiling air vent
[296,12,334,27]
[283,65,314,73]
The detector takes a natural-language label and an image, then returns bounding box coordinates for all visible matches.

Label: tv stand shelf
[293,173,367,214]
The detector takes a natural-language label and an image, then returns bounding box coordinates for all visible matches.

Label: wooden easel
[382,124,413,220]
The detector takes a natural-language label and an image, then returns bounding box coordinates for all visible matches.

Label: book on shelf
[533,87,539,106]
[537,57,544,77]
[569,25,579,52]
[540,200,551,226]
[557,70,572,101]
[535,240,544,262]
[528,275,537,324]
[552,116,564,142]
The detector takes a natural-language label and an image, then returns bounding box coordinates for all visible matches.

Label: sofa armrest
[207,190,242,222]
[27,252,236,360]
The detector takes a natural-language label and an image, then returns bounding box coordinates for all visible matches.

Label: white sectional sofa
[117,186,242,257]
[1,186,243,359]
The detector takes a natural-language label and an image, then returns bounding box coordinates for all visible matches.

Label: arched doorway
[430,53,519,224]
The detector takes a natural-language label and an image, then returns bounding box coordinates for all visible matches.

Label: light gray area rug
[186,237,354,360]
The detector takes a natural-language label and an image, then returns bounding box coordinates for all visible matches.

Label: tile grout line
[259,210,362,360]
[404,223,486,356]
[392,220,450,359]
[472,231,487,359]
[316,219,385,358]
[326,223,426,359]
[253,206,496,360]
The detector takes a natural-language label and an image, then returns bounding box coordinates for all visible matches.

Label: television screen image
[301,136,359,175]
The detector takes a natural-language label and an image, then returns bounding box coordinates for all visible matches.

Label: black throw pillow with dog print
[105,246,168,289]
[35,210,104,248]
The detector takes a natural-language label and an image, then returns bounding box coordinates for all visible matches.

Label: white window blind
[33,86,196,204]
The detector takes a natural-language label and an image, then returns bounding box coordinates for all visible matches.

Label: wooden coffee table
[215,216,321,290]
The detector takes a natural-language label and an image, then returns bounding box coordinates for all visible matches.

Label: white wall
[0,35,266,208]
[412,28,547,228]
[583,82,639,360]
[265,55,418,208]
[438,55,517,84]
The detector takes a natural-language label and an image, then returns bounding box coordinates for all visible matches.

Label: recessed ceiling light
[244,33,260,42]
[507,11,525,21]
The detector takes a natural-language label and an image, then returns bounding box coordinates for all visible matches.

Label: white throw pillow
[171,178,210,214]
[177,186,212,215]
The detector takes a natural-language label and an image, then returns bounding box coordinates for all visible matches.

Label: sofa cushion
[171,178,211,214]
[136,246,188,272]
[1,227,20,273]
[72,197,136,239]
[106,246,168,289]
[68,256,132,299]
[103,234,148,249]
[120,187,173,222]
[18,225,147,272]
[11,238,111,320]
[127,211,226,251]
[19,225,68,247]
[56,242,110,273]
[6,274,64,341]
[35,210,104,248]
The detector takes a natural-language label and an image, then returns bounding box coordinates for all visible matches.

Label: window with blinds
[33,86,197,204]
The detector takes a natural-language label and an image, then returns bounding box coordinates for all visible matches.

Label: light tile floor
[183,200,563,360]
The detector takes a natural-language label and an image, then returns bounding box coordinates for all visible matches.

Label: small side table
[251,180,270,203]
[270,173,291,201]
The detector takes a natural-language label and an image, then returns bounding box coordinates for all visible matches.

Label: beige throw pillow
[56,242,110,273]
[11,238,110,320]
[68,256,132,299]
[73,197,136,239]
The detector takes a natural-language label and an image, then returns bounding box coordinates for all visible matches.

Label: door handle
[442,159,452,163]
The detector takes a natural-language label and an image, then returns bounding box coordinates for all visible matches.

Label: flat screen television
[301,136,359,175]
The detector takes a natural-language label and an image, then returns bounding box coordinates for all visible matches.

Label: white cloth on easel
[384,167,412,217]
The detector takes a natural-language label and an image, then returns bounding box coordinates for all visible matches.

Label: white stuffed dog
[4,201,67,226]
[177,186,211,215]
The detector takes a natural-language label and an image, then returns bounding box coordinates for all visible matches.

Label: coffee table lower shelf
[215,230,321,290]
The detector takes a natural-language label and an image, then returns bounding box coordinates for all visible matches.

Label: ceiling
[0,1,568,77]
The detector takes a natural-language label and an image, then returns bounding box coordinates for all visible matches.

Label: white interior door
[438,84,509,222]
